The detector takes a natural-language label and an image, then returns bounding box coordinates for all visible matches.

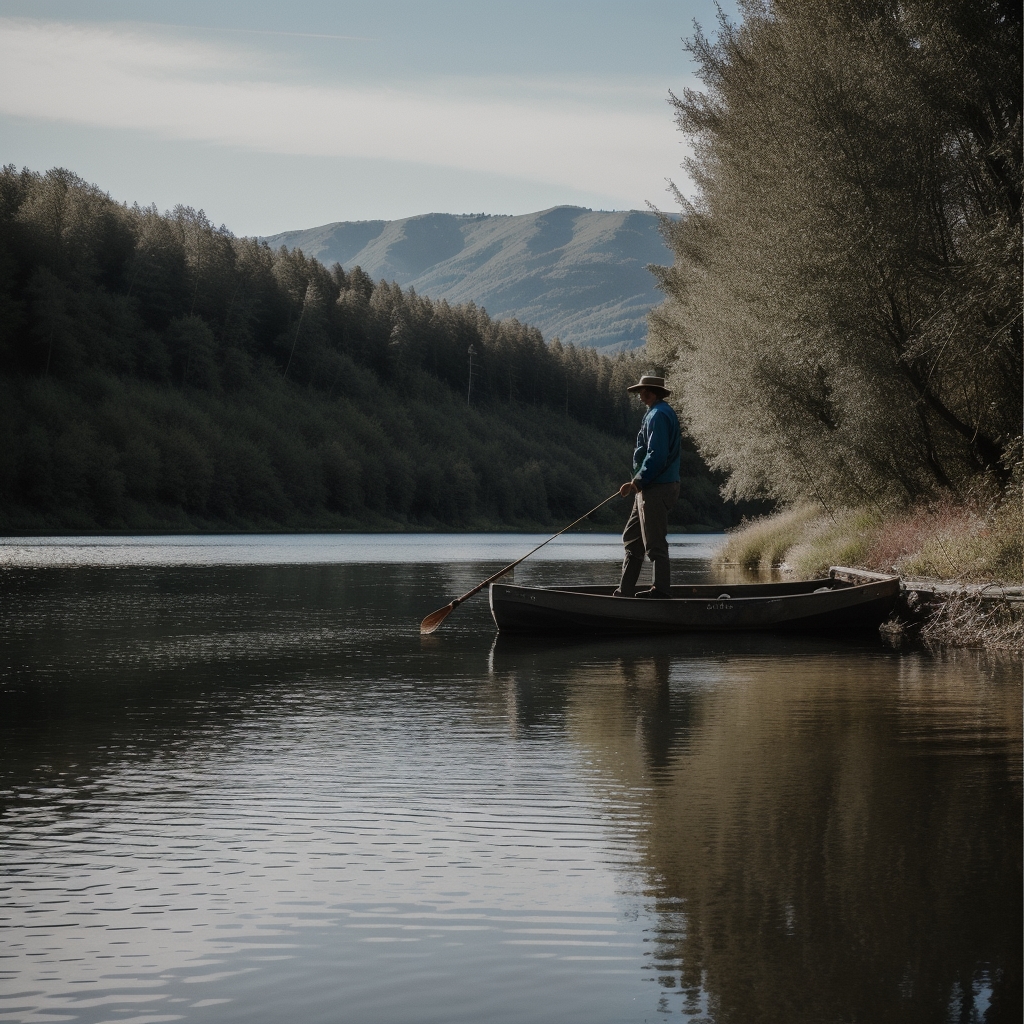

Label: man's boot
[614,554,644,597]
[636,554,672,598]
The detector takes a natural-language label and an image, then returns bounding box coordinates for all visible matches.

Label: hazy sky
[0,1,735,235]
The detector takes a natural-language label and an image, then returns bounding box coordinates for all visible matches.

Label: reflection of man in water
[615,375,681,599]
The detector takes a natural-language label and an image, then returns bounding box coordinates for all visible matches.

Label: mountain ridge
[264,206,672,351]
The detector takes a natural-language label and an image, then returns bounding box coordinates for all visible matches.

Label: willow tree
[649,0,1022,506]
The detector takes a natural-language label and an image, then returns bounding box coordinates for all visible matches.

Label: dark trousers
[619,481,680,595]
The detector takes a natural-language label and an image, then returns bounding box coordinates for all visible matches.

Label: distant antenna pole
[467,344,477,405]
[284,281,311,381]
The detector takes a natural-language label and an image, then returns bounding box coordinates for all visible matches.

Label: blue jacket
[632,400,681,488]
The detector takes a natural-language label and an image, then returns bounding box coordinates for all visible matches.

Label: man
[615,374,681,598]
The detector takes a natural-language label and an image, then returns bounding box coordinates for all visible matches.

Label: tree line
[649,0,1021,510]
[0,164,740,533]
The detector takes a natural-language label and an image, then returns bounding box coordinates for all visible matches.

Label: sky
[0,1,736,236]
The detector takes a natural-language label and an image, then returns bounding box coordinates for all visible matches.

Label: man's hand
[619,481,637,498]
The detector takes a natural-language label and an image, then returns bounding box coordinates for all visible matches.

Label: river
[0,535,1020,1023]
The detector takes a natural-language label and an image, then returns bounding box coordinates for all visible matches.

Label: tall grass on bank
[715,505,820,573]
[717,490,1023,585]
[893,495,1023,583]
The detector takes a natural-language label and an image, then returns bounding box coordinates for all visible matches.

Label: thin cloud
[145,22,376,43]
[0,18,688,206]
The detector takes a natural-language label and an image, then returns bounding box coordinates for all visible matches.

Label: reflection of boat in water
[487,628,850,672]
[489,567,899,635]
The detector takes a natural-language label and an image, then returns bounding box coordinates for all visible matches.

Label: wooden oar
[419,491,622,634]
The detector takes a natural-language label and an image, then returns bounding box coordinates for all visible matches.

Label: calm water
[0,535,1020,1024]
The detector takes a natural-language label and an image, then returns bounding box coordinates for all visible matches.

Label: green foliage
[649,0,1022,507]
[0,164,742,533]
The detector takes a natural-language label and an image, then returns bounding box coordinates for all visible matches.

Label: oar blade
[419,603,455,635]
[418,491,619,637]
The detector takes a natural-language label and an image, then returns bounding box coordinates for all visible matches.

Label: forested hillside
[649,0,1021,509]
[266,207,670,352]
[0,165,735,534]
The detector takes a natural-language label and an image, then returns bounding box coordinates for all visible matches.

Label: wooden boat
[488,567,899,635]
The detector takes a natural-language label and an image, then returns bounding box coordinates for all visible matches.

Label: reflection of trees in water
[540,646,1021,1023]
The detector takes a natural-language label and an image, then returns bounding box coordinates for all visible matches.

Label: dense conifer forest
[0,165,736,533]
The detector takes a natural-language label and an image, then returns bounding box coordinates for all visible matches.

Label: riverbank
[719,497,1023,649]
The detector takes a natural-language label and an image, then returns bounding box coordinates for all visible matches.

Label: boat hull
[488,576,899,635]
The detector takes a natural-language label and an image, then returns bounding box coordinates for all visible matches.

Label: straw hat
[626,374,671,397]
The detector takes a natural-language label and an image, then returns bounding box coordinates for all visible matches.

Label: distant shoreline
[0,526,728,539]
